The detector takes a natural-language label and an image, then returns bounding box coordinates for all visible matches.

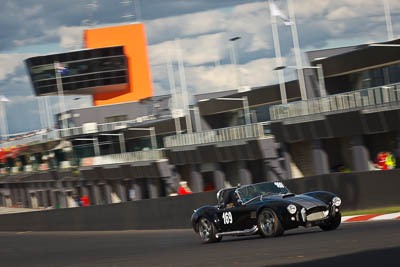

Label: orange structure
[84,23,153,106]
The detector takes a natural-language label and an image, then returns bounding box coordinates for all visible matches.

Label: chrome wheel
[257,208,284,237]
[260,210,275,235]
[198,218,212,242]
[197,217,221,243]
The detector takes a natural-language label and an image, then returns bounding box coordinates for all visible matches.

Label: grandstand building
[0,26,399,208]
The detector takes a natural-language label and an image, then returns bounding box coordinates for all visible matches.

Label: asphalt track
[0,220,399,267]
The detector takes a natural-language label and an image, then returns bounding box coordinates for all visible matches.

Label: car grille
[307,211,329,221]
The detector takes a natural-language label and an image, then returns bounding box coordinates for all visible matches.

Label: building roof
[308,38,400,78]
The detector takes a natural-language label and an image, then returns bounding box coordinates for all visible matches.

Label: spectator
[72,193,82,207]
[386,152,396,169]
[178,181,192,195]
[80,195,89,206]
[374,152,388,170]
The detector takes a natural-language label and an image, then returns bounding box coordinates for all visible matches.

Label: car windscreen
[237,182,290,202]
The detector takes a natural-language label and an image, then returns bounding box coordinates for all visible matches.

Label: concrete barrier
[0,170,399,231]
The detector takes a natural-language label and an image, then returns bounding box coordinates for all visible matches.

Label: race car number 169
[222,211,233,224]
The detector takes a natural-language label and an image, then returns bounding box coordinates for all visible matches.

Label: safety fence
[270,83,400,120]
[0,169,400,231]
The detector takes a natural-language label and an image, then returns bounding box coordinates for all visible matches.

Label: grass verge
[342,206,400,216]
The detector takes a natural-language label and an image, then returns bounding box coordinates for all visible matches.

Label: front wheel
[197,217,222,243]
[319,212,341,231]
[257,208,284,237]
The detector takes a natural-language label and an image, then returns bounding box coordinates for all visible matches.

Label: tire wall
[0,170,399,231]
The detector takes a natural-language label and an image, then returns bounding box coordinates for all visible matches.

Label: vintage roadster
[191,181,342,243]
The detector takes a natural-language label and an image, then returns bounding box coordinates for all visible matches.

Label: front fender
[303,191,337,205]
[191,205,219,232]
[256,201,293,228]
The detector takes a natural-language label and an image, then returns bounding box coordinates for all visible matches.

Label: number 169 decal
[222,211,233,224]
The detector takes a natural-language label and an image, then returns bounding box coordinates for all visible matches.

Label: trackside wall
[0,170,399,231]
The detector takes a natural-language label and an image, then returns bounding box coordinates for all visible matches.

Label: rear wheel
[257,208,284,237]
[197,217,222,243]
[319,212,341,231]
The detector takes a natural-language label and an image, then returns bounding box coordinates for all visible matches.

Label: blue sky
[0,0,399,134]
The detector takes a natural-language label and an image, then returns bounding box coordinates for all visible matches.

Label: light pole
[229,36,242,89]
[287,0,307,101]
[128,127,157,149]
[199,97,251,125]
[269,0,287,104]
[54,61,68,129]
[99,133,126,153]
[274,65,327,98]
[175,38,193,134]
[383,0,394,40]
[166,48,182,135]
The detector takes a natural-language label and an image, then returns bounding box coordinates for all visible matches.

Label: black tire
[257,208,284,237]
[319,212,341,231]
[197,217,222,243]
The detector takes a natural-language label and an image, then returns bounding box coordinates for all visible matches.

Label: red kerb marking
[346,214,382,222]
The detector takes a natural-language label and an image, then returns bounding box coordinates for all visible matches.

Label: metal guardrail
[0,115,167,148]
[270,83,400,120]
[86,149,166,166]
[0,149,166,175]
[164,123,269,148]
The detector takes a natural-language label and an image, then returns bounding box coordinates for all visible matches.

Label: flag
[0,95,10,102]
[269,2,293,26]
[55,63,69,76]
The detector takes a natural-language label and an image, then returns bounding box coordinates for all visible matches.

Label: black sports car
[191,181,342,243]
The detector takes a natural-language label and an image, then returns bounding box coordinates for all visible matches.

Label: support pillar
[10,184,18,206]
[264,160,279,182]
[190,166,204,193]
[104,182,112,204]
[213,169,226,190]
[49,190,56,208]
[147,179,160,199]
[91,183,101,205]
[312,139,330,175]
[26,184,33,208]
[80,183,89,197]
[238,161,252,185]
[19,186,27,208]
[116,181,127,202]
[133,180,143,200]
[41,189,49,208]
[58,191,68,208]
[351,135,370,172]
[281,143,292,179]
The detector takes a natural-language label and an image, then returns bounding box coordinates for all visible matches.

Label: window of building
[105,115,128,123]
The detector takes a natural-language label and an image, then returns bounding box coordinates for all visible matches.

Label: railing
[270,83,400,120]
[0,115,169,148]
[80,149,166,166]
[164,123,269,148]
[0,149,166,176]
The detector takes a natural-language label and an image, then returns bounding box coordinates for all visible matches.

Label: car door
[216,204,256,232]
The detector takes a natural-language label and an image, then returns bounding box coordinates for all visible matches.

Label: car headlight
[332,197,341,207]
[287,204,297,214]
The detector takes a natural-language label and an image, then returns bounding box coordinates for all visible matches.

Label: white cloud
[57,26,85,50]
[326,6,357,21]
[0,53,37,80]
[146,9,228,43]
